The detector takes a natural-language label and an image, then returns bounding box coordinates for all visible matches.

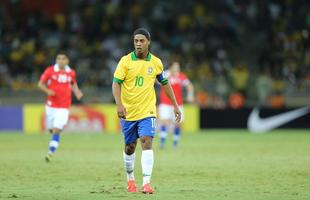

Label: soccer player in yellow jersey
[112,28,181,194]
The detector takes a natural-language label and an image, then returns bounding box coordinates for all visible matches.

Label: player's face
[170,62,180,75]
[56,55,69,68]
[134,34,150,55]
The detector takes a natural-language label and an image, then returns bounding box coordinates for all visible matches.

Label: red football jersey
[160,71,190,106]
[40,65,76,108]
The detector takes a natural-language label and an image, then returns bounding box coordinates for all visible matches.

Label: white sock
[160,131,167,139]
[141,150,154,185]
[123,152,135,181]
[173,134,180,142]
[160,131,167,148]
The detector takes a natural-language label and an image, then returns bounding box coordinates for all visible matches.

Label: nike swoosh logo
[247,107,310,133]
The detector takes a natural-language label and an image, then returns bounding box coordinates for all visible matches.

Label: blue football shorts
[120,117,156,145]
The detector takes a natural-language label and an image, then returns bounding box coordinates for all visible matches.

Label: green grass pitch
[0,130,309,200]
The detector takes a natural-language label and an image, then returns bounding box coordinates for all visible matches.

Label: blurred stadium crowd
[0,0,310,107]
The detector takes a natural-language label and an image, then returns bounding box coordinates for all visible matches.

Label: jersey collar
[132,51,151,61]
[54,64,71,72]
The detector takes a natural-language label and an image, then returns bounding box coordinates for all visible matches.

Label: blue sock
[49,133,60,154]
[173,127,180,147]
[160,125,167,149]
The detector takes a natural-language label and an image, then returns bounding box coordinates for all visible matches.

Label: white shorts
[158,104,184,122]
[45,106,69,130]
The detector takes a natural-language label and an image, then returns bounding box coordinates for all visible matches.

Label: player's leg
[158,104,173,149]
[140,136,154,193]
[159,119,169,149]
[173,123,181,148]
[45,106,54,134]
[45,107,69,162]
[124,142,138,192]
[173,106,184,148]
[138,117,156,194]
[124,142,137,181]
[121,120,139,192]
[45,106,55,162]
[47,127,61,156]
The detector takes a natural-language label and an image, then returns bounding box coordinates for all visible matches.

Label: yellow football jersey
[113,51,168,121]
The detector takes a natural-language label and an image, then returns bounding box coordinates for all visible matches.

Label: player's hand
[117,104,126,119]
[186,94,194,103]
[47,90,55,96]
[174,106,182,123]
[75,90,83,100]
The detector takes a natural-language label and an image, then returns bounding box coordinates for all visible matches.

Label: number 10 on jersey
[135,76,144,87]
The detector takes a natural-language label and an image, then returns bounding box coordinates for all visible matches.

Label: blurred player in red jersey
[159,62,194,149]
[38,51,83,162]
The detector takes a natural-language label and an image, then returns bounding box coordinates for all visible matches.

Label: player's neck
[59,65,66,70]
[135,51,149,60]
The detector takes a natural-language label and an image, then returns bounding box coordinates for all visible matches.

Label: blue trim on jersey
[120,117,156,145]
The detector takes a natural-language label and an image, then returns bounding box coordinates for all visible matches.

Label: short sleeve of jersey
[113,57,127,84]
[156,59,168,85]
[40,67,51,83]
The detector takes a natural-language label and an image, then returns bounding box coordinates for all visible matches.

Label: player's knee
[140,136,152,150]
[175,123,182,128]
[161,119,170,126]
[53,128,61,134]
[125,143,136,155]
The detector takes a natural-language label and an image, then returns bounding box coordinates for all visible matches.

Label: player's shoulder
[150,53,164,70]
[69,68,76,75]
[46,65,54,70]
[118,53,131,64]
[124,52,132,59]
[179,72,188,79]
[43,65,54,73]
[150,53,162,63]
[68,66,75,72]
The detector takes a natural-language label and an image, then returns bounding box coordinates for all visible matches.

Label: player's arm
[185,80,194,103]
[112,57,127,119]
[70,71,83,100]
[157,73,181,122]
[38,81,55,96]
[38,69,55,96]
[112,81,126,119]
[71,82,83,100]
